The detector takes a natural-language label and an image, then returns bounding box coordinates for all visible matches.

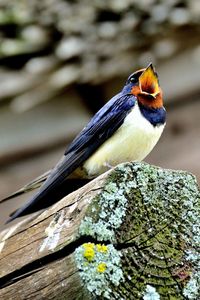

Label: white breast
[83,103,165,177]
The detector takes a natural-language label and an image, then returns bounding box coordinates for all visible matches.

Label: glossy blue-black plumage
[138,103,166,126]
[6,91,136,222]
[6,66,166,223]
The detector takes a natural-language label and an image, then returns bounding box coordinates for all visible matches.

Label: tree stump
[0,162,199,299]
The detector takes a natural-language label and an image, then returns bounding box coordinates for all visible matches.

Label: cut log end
[0,162,199,300]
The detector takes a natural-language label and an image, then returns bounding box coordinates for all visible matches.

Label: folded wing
[6,93,135,223]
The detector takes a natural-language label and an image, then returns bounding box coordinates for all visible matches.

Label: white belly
[83,103,165,177]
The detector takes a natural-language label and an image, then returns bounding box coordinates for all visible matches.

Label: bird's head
[123,63,163,109]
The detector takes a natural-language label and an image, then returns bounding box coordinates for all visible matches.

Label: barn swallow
[5,63,166,223]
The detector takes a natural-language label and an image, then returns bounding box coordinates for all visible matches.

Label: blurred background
[0,0,200,226]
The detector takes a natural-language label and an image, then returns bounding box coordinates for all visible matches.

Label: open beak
[139,63,160,98]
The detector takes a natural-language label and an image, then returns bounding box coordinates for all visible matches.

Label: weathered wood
[0,162,199,299]
[1,1,200,226]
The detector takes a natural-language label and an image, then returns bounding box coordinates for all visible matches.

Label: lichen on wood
[74,162,200,299]
[0,162,199,300]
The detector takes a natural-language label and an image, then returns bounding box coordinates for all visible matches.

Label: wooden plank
[0,163,199,299]
[0,172,106,277]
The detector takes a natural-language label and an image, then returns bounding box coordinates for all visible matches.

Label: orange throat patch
[131,86,163,109]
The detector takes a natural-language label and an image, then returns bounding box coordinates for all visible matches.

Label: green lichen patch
[79,180,129,242]
[76,163,139,298]
[75,243,124,299]
[75,162,200,299]
[143,285,160,300]
[183,271,200,299]
[114,162,200,299]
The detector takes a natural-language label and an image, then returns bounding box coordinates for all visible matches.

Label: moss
[75,162,200,299]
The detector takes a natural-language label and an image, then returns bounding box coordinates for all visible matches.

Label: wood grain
[0,163,199,299]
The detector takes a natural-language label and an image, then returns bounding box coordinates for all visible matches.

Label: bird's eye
[130,77,136,83]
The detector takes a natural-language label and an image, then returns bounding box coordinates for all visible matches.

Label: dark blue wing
[46,92,135,181]
[65,92,132,153]
[7,93,135,222]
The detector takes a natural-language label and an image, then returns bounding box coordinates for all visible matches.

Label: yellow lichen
[97,262,107,273]
[83,243,95,261]
[96,244,108,253]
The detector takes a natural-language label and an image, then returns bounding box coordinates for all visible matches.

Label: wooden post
[0,162,199,299]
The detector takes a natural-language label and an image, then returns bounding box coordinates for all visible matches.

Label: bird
[5,63,166,223]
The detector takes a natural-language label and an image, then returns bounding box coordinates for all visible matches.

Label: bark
[0,162,199,299]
